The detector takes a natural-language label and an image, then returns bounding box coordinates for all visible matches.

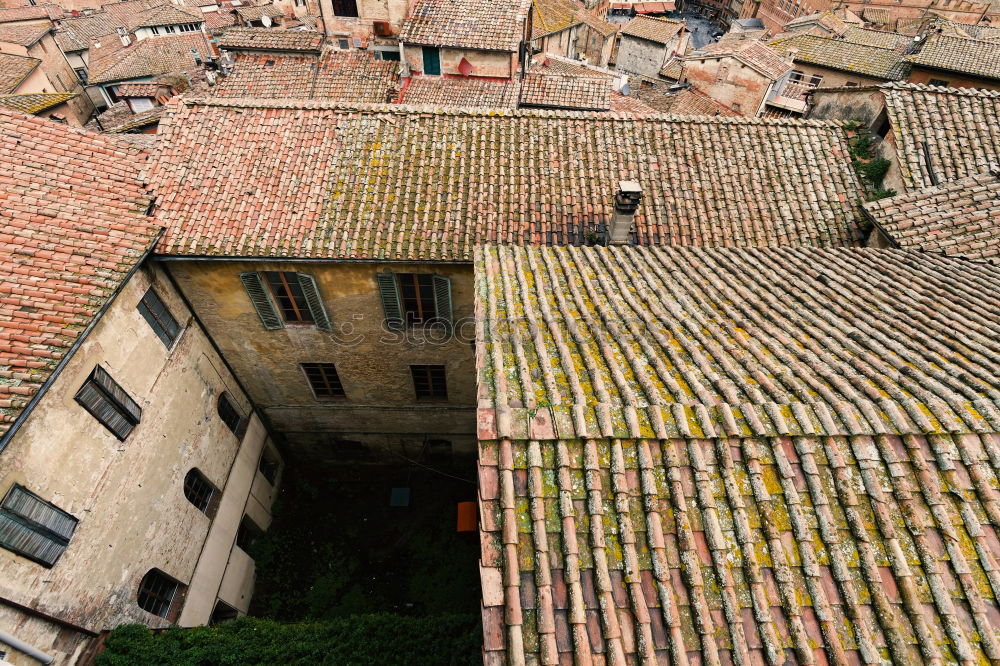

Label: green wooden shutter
[296,273,331,332]
[432,275,453,331]
[376,272,404,331]
[239,272,283,330]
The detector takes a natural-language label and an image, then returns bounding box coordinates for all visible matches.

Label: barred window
[75,366,141,440]
[183,469,217,517]
[137,569,184,619]
[0,485,77,567]
[137,287,180,347]
[217,392,245,438]
[301,363,345,398]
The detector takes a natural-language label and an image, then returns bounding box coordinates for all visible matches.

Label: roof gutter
[0,227,165,454]
[0,629,54,665]
[153,254,474,265]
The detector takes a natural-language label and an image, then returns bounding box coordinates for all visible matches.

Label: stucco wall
[788,63,886,89]
[907,67,1000,92]
[684,57,773,114]
[26,33,94,125]
[0,263,276,665]
[402,44,514,77]
[162,260,478,463]
[318,0,409,38]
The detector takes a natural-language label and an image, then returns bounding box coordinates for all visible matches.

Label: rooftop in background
[212,51,398,101]
[0,4,62,24]
[216,27,324,52]
[883,82,1000,190]
[690,37,790,79]
[147,98,864,260]
[529,54,617,79]
[634,85,740,116]
[907,32,1000,82]
[88,32,212,84]
[234,3,282,22]
[134,3,202,27]
[55,11,119,51]
[531,0,578,39]
[400,0,530,50]
[841,26,911,50]
[398,75,517,108]
[864,169,1000,263]
[782,10,849,36]
[519,72,611,110]
[0,52,40,94]
[115,81,170,97]
[0,21,50,46]
[620,15,683,44]
[0,108,159,438]
[475,242,1000,666]
[0,91,76,113]
[770,33,908,80]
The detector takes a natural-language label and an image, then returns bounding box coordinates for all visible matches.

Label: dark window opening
[137,569,184,620]
[331,0,358,16]
[235,516,263,552]
[210,600,239,625]
[75,366,141,440]
[398,273,437,326]
[264,271,313,323]
[422,46,441,75]
[217,392,246,438]
[0,485,77,567]
[377,49,400,61]
[258,446,281,485]
[424,438,452,463]
[410,365,447,401]
[183,469,217,517]
[337,38,349,49]
[137,287,180,347]
[928,78,950,87]
[301,363,346,398]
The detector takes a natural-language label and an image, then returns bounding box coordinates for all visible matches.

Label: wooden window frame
[410,364,447,401]
[183,469,219,518]
[75,366,141,440]
[264,271,313,324]
[137,569,185,621]
[137,287,181,347]
[0,485,77,568]
[398,273,438,326]
[377,272,453,331]
[300,363,346,399]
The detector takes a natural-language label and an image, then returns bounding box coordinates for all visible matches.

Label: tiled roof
[690,39,790,79]
[148,99,865,259]
[475,244,1000,666]
[216,26,323,51]
[608,92,657,113]
[841,26,911,49]
[0,108,159,439]
[135,3,202,26]
[0,4,61,23]
[399,76,517,108]
[107,105,163,132]
[620,15,682,44]
[519,72,611,110]
[0,21,50,46]
[400,0,530,51]
[908,33,1000,82]
[658,56,682,79]
[0,91,76,113]
[634,85,740,116]
[530,55,616,79]
[862,6,890,25]
[531,0,578,40]
[234,3,283,21]
[88,32,212,84]
[770,34,908,80]
[55,12,119,49]
[0,53,39,94]
[101,0,162,31]
[783,10,849,36]
[864,169,1000,263]
[883,83,1000,190]
[54,28,88,52]
[213,51,398,101]
[116,82,165,97]
[202,8,237,31]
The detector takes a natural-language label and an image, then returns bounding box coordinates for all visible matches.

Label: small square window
[137,287,180,347]
[301,363,345,398]
[137,569,184,619]
[75,366,141,440]
[928,78,950,88]
[410,365,447,401]
[337,38,349,49]
[264,271,314,323]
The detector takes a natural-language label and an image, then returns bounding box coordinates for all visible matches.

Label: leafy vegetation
[846,121,896,201]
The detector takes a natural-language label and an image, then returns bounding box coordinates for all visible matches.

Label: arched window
[137,569,185,620]
[217,392,245,438]
[183,469,217,517]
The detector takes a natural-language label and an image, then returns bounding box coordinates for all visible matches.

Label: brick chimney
[609,180,642,245]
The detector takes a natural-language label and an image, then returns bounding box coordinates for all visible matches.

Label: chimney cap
[618,180,642,194]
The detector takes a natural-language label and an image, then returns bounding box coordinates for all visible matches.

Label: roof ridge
[881,80,1000,97]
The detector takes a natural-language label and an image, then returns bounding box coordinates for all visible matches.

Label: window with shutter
[376,272,404,331]
[0,485,77,567]
[75,366,141,440]
[301,363,346,398]
[217,392,246,438]
[137,287,181,347]
[382,273,453,329]
[432,275,453,330]
[296,273,331,331]
[241,272,330,330]
[240,272,283,329]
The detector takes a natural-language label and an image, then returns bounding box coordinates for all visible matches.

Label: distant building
[530,0,618,68]
[615,15,688,80]
[905,31,1000,90]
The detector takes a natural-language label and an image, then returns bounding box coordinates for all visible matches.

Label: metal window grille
[75,366,141,440]
[301,363,345,398]
[137,287,180,347]
[183,470,215,514]
[0,485,77,567]
[410,365,447,400]
[137,570,180,618]
[217,393,244,437]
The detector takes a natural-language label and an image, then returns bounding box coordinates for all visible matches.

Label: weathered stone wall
[0,263,276,665]
[683,56,773,114]
[318,0,410,39]
[402,44,515,77]
[907,67,1000,92]
[615,35,669,79]
[162,260,478,463]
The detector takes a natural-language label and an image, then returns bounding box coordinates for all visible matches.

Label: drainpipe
[0,630,55,665]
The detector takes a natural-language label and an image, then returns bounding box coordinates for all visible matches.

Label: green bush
[97,615,482,666]
[857,157,891,188]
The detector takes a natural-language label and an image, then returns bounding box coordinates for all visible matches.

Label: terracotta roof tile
[101,0,164,31]
[88,32,212,84]
[55,12,119,49]
[135,3,202,27]
[862,6,890,25]
[0,109,159,438]
[0,52,39,94]
[691,38,790,79]
[620,14,682,44]
[530,0,578,40]
[519,71,611,110]
[864,169,1000,263]
[213,54,316,97]
[770,33,908,79]
[202,8,237,30]
[0,4,62,23]
[0,91,76,113]
[399,75,517,107]
[0,21,50,46]
[907,32,1000,82]
[634,85,740,116]
[529,54,617,79]
[400,0,530,51]
[148,99,865,259]
[311,50,398,101]
[841,26,911,49]
[213,51,397,100]
[883,82,1000,190]
[608,91,657,113]
[234,3,282,21]
[216,26,323,51]
[783,10,850,36]
[116,82,166,97]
